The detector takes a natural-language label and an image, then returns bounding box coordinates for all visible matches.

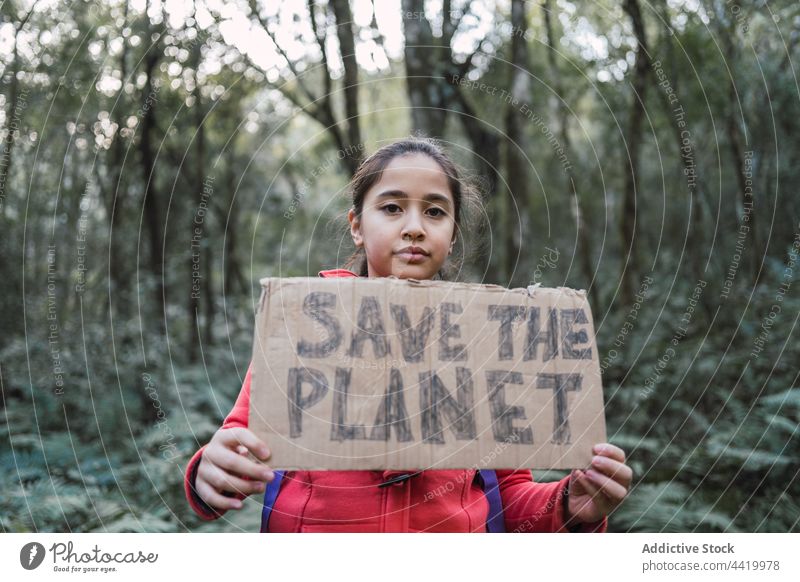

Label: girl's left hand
[566,443,632,526]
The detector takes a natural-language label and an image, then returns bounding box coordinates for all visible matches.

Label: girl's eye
[427,207,445,217]
[382,203,402,214]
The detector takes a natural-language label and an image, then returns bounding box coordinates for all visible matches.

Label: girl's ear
[348,208,363,247]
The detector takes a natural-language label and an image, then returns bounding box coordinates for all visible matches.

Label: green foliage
[603,265,800,532]
[0,320,250,532]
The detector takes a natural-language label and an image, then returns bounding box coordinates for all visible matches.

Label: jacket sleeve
[496,469,608,533]
[184,362,254,520]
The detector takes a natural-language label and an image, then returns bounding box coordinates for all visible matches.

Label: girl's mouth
[396,245,430,264]
[396,251,428,263]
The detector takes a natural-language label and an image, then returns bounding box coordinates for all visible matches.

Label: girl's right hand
[195,427,275,512]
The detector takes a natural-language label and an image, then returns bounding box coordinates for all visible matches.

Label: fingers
[572,470,613,515]
[195,478,244,511]
[195,428,276,512]
[200,461,268,497]
[206,446,275,482]
[207,427,274,480]
[569,445,631,524]
[584,468,628,504]
[572,469,603,500]
[593,442,625,463]
[590,455,633,489]
[217,427,271,461]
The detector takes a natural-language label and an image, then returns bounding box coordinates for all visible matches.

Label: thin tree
[542,0,599,309]
[619,0,649,307]
[503,0,530,285]
[238,0,364,175]
[138,0,166,333]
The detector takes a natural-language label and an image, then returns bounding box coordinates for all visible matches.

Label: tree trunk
[401,0,448,138]
[108,0,130,315]
[647,1,710,303]
[0,4,33,349]
[502,0,530,285]
[0,41,20,222]
[204,241,214,345]
[188,39,206,362]
[718,19,761,288]
[399,0,505,277]
[139,4,165,333]
[330,0,363,170]
[0,1,37,220]
[543,0,600,309]
[223,158,246,297]
[246,0,361,176]
[619,0,649,306]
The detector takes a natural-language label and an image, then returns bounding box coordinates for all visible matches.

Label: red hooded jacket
[184,268,607,533]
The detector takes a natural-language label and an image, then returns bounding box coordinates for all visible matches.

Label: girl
[184,138,632,532]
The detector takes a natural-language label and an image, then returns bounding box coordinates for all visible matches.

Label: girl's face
[348,153,456,280]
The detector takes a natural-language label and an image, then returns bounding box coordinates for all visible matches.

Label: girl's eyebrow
[375,189,452,208]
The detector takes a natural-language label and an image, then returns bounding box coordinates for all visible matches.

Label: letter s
[297,292,342,358]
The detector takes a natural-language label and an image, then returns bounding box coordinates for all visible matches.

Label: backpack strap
[479,469,506,533]
[259,470,285,533]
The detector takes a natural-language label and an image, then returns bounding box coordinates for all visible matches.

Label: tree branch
[248,0,318,105]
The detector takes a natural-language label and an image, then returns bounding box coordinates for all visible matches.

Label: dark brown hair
[343,137,481,280]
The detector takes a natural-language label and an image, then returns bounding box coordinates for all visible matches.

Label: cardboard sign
[249,277,606,470]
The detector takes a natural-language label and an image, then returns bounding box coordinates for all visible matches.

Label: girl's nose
[401,209,425,240]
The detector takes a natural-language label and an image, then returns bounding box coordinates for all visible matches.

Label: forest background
[1,0,798,532]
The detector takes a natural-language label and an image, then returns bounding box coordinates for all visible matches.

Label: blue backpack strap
[479,469,506,533]
[259,470,285,533]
